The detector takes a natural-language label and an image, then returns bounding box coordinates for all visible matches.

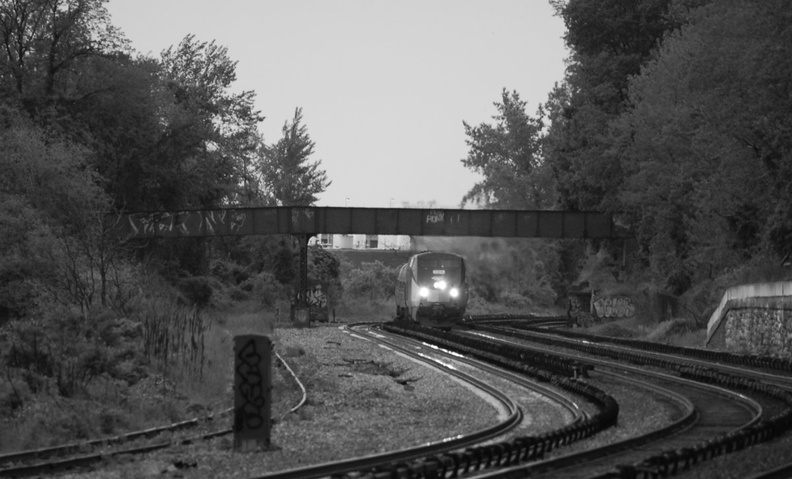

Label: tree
[460,89,553,209]
[257,107,330,206]
[610,0,792,291]
[0,0,124,103]
[151,34,264,210]
[0,119,114,316]
[544,0,678,211]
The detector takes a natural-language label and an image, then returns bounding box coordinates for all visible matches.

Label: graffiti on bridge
[426,210,444,223]
[126,210,247,237]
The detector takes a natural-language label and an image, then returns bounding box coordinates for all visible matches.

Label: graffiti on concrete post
[234,335,271,450]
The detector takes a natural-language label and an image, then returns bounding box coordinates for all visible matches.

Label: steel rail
[0,349,308,477]
[499,321,792,390]
[274,349,308,420]
[0,409,232,468]
[463,328,765,478]
[250,322,524,479]
[363,322,587,430]
[473,322,792,478]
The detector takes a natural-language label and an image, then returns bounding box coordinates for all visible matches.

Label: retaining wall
[706,282,792,356]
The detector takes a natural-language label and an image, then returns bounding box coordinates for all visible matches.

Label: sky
[105,1,568,208]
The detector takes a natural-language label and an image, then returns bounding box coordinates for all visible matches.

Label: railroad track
[254,321,590,478]
[459,327,767,478]
[365,320,792,478]
[473,318,792,391]
[319,322,622,478]
[359,323,587,445]
[0,410,234,478]
[0,350,307,478]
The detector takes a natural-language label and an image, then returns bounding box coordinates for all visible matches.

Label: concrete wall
[706,282,792,356]
[567,289,677,327]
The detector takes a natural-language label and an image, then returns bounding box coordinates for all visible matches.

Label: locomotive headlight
[419,287,430,298]
[434,280,447,290]
[449,287,460,298]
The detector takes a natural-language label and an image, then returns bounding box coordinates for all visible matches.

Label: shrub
[177,276,213,308]
[210,259,249,285]
[248,271,289,307]
[342,261,397,300]
[229,287,250,301]
[500,291,533,309]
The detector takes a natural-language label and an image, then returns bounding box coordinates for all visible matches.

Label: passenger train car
[394,251,468,329]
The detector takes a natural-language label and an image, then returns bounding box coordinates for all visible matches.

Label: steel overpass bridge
[109,206,625,324]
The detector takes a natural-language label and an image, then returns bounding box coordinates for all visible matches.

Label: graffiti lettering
[203,210,227,234]
[129,211,190,236]
[295,284,329,322]
[426,210,444,223]
[125,209,249,236]
[234,339,268,431]
[306,286,327,308]
[230,210,246,232]
[593,296,635,319]
[292,208,314,227]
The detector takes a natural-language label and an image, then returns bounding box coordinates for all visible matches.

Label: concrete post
[234,335,271,451]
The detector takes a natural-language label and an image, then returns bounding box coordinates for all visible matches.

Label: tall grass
[335,297,395,323]
[136,297,210,381]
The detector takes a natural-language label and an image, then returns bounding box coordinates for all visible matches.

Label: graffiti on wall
[592,296,636,319]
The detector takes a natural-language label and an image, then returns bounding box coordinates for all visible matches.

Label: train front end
[412,252,467,328]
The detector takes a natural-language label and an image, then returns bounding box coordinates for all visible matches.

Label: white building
[309,234,412,250]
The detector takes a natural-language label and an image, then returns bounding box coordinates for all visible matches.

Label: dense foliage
[0,0,331,320]
[462,0,792,299]
[0,0,334,445]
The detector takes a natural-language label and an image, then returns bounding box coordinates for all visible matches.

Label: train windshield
[416,256,463,283]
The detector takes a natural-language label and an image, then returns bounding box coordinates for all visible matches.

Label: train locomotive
[394,251,468,329]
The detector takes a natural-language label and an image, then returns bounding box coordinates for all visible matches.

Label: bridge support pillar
[290,234,310,327]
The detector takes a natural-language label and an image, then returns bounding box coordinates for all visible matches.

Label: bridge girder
[108,206,623,240]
